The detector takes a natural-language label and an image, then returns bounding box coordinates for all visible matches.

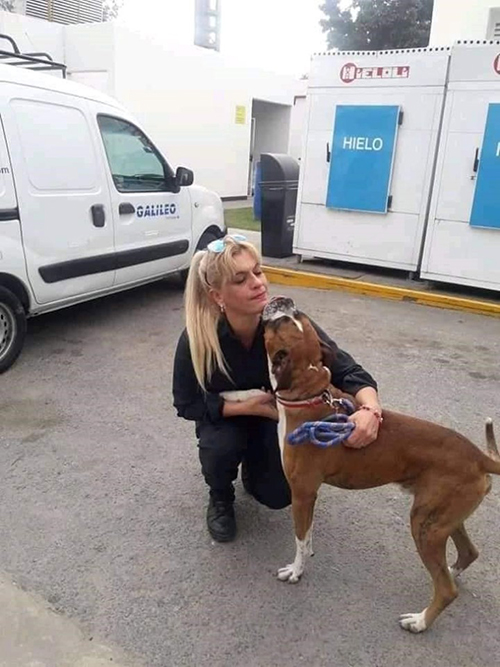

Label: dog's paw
[277,564,303,583]
[399,611,428,633]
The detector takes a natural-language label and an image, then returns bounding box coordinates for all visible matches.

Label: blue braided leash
[287,398,356,448]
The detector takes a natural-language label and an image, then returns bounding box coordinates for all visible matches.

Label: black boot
[206,497,236,542]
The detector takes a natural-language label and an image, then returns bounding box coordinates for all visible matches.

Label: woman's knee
[262,496,291,510]
[251,483,291,510]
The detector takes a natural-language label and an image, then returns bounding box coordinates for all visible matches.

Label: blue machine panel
[326,105,400,214]
[470,103,500,230]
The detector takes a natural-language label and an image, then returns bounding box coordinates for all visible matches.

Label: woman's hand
[223,391,279,421]
[344,387,382,449]
[345,408,380,449]
[243,392,279,420]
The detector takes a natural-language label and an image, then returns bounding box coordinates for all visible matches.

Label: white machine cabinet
[294,49,450,271]
[421,43,500,291]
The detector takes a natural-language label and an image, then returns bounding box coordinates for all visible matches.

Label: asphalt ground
[0,277,499,667]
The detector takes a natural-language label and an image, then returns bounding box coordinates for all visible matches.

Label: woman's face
[212,250,269,317]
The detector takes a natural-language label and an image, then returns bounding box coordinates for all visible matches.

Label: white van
[0,62,226,373]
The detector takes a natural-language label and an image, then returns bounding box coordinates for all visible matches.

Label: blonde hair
[185,236,261,390]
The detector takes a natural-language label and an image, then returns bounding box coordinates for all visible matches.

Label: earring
[219,303,225,313]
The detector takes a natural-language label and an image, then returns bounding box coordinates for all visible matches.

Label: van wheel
[179,231,220,285]
[0,287,27,373]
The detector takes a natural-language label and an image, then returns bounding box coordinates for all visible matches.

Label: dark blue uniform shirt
[173,317,377,425]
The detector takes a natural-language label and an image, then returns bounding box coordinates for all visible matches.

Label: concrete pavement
[0,574,137,667]
[2,220,498,665]
[1,278,499,666]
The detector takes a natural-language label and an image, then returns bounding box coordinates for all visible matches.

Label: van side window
[98,116,170,193]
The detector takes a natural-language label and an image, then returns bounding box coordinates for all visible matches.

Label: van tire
[178,230,220,285]
[0,286,27,373]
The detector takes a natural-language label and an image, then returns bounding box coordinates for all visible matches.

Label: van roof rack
[0,34,66,77]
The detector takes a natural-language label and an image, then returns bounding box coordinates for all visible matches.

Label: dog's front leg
[278,489,317,583]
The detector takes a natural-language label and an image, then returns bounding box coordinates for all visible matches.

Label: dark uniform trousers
[196,416,291,509]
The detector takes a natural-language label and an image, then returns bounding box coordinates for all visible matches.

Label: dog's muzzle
[263,296,299,323]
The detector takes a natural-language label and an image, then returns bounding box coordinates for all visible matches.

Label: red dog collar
[275,394,326,409]
[276,390,356,416]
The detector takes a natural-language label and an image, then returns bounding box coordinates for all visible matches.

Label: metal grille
[26,0,103,24]
[494,22,500,39]
[25,0,48,20]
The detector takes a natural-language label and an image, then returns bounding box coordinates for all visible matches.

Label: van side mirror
[175,166,194,189]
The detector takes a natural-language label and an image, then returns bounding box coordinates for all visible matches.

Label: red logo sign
[340,62,410,84]
[494,54,500,75]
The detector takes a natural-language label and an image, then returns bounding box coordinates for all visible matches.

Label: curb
[262,266,500,318]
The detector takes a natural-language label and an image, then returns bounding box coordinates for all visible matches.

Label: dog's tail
[483,419,500,474]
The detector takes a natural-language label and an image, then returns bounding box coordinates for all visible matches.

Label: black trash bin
[260,153,299,258]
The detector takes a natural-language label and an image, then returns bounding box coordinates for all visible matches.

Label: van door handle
[119,203,136,215]
[91,204,106,228]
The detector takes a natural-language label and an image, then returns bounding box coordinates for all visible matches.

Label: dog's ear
[271,349,293,392]
[319,340,335,370]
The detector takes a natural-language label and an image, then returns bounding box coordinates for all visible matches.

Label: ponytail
[184,250,231,391]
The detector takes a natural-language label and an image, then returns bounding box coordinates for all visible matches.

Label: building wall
[0,11,301,198]
[430,0,499,44]
[110,26,299,197]
[108,27,250,197]
[0,9,64,62]
[64,22,115,94]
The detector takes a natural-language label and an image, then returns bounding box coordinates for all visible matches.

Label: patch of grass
[224,207,261,232]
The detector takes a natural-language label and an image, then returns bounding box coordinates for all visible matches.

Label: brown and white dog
[261,296,500,633]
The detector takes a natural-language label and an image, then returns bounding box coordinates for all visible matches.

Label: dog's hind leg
[400,523,457,632]
[400,474,490,633]
[278,474,321,583]
[400,502,458,633]
[449,523,479,579]
[447,475,489,579]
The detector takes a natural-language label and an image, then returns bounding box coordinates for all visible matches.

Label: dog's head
[263,296,334,396]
